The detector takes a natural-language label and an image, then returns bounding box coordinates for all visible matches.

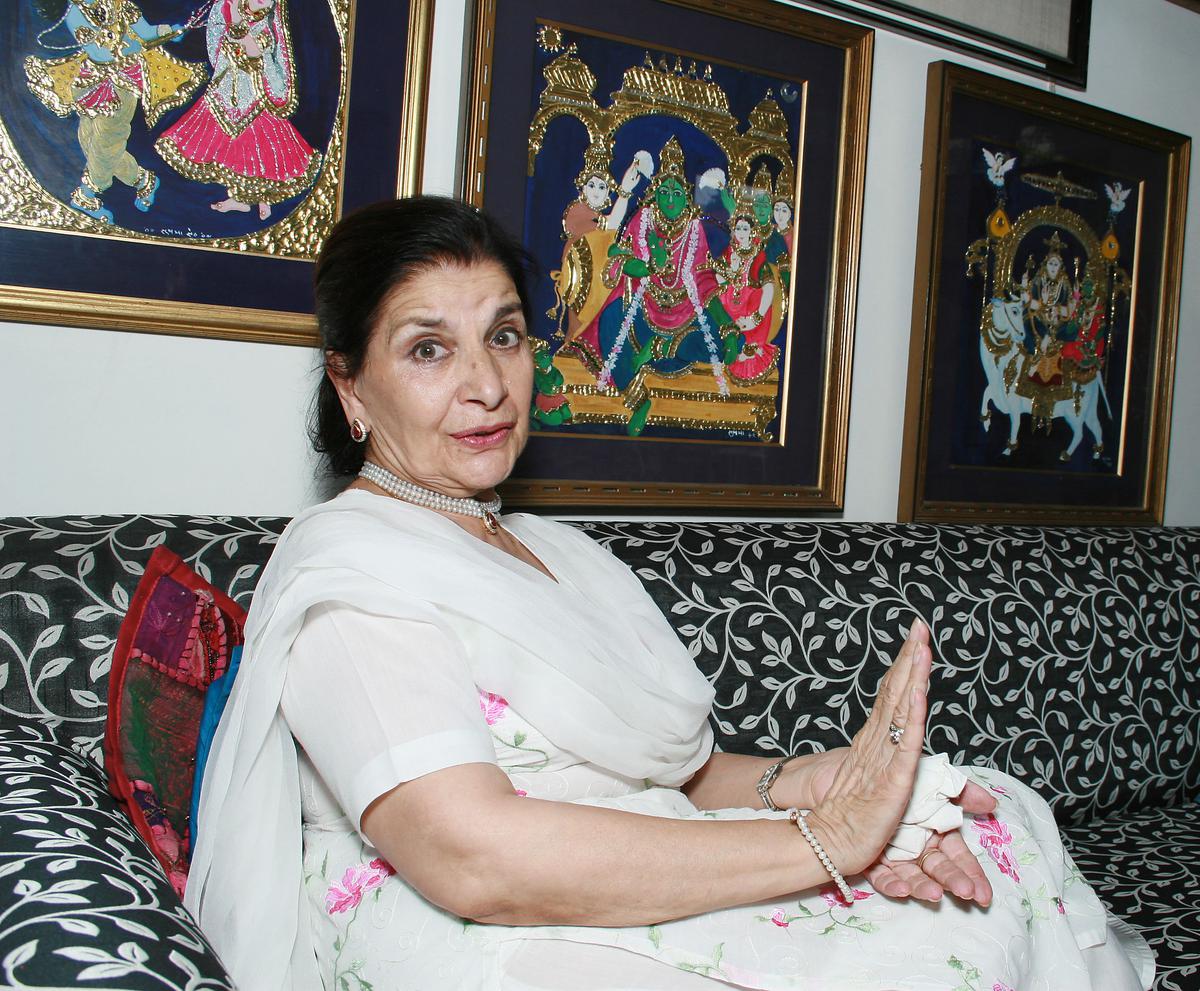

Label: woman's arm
[680,748,846,812]
[361,626,935,928]
[362,762,839,927]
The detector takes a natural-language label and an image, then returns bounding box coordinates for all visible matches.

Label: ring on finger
[887,722,904,745]
[916,849,936,873]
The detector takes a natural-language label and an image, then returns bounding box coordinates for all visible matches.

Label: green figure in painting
[577,137,744,437]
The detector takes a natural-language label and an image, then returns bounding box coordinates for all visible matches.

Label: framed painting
[898,62,1190,524]
[464,0,872,509]
[0,0,433,345]
[809,1,1092,87]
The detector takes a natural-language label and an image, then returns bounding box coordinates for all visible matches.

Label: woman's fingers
[864,829,993,907]
[862,860,912,898]
[929,830,992,906]
[953,780,998,815]
[869,619,932,732]
[870,858,943,901]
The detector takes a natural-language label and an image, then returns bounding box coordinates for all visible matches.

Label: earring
[350,418,368,443]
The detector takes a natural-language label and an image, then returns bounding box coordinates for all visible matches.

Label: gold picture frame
[464,0,873,509]
[0,0,434,346]
[898,62,1190,524]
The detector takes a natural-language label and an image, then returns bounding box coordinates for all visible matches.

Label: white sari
[184,491,715,990]
[185,491,1152,991]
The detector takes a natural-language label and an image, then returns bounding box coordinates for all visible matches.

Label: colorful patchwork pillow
[103,546,246,896]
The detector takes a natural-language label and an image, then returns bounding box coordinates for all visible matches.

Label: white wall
[1,0,1197,522]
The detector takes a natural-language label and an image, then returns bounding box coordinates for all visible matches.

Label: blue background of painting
[522,26,802,442]
[1,0,408,316]
[484,0,854,493]
[923,87,1169,511]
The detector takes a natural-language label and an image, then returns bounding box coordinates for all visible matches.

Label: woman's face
[331,260,532,499]
[581,175,610,210]
[733,218,754,248]
[773,200,792,230]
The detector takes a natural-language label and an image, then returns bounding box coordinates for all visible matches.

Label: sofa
[0,515,1197,990]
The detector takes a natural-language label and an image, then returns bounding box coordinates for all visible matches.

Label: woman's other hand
[866,775,995,904]
[865,823,993,906]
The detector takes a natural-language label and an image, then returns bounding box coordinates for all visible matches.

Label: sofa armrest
[0,722,233,991]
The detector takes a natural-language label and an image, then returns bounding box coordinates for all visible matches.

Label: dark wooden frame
[463,0,873,510]
[898,62,1190,524]
[0,0,434,346]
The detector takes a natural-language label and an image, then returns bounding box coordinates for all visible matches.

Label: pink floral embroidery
[514,789,528,797]
[769,909,789,927]
[325,858,396,915]
[993,983,1015,991]
[820,885,873,908]
[973,814,1021,882]
[1055,896,1067,914]
[990,784,1010,796]
[479,690,509,725]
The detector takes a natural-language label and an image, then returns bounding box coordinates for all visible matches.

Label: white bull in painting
[980,296,1107,461]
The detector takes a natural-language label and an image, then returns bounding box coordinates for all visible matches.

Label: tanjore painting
[467,1,873,508]
[899,63,1189,524]
[0,0,431,343]
[526,26,800,444]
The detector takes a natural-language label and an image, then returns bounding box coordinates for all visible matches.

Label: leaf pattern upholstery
[0,516,1197,989]
[0,722,232,990]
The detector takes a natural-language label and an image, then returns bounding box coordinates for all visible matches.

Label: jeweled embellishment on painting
[524,25,803,443]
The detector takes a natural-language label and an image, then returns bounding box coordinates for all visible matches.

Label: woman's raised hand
[804,621,932,879]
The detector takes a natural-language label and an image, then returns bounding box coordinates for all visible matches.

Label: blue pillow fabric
[190,645,243,846]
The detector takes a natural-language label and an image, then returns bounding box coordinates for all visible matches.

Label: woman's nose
[459,347,507,407]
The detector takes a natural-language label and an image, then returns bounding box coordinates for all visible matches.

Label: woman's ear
[325,351,366,426]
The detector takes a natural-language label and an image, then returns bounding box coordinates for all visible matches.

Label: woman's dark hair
[309,196,533,477]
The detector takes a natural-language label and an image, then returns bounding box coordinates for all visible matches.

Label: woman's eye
[492,326,524,348]
[412,340,445,361]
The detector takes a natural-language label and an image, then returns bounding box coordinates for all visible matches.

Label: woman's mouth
[452,423,515,450]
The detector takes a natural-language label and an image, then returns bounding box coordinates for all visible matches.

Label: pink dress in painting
[720,242,779,383]
[155,0,320,218]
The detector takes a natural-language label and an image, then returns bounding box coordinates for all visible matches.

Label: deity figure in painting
[24,0,204,223]
[568,136,744,437]
[155,0,321,221]
[550,145,652,343]
[714,196,779,384]
[1062,278,1106,370]
[1019,232,1082,385]
[766,192,793,292]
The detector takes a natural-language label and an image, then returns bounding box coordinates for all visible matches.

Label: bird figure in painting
[983,148,1017,188]
[1105,181,1131,214]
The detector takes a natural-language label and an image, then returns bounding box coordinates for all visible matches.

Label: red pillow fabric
[104,546,246,896]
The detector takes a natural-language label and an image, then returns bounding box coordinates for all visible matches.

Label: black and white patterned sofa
[1,516,1197,990]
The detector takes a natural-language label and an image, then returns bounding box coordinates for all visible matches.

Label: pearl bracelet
[788,809,856,903]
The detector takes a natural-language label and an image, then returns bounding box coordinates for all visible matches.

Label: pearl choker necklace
[359,461,503,535]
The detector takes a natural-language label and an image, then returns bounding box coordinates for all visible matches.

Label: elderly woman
[185,197,1152,991]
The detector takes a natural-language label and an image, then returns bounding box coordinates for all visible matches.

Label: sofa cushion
[0,722,233,990]
[581,521,1200,826]
[105,547,246,895]
[2,515,1198,828]
[1062,805,1200,991]
[0,516,286,763]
